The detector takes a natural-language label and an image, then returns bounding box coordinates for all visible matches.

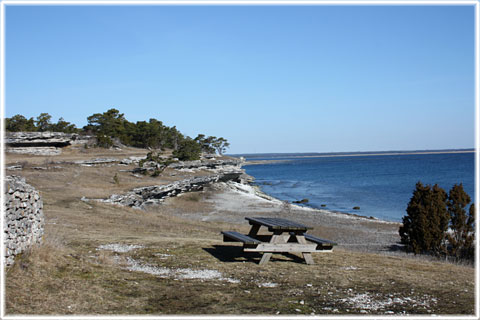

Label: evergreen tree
[427,184,449,255]
[463,203,476,260]
[51,117,78,133]
[446,184,475,260]
[172,137,202,161]
[35,113,53,132]
[6,114,37,132]
[212,137,230,155]
[399,182,449,255]
[84,108,131,146]
[194,134,216,154]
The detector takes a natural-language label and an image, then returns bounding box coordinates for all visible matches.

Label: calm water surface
[239,152,475,222]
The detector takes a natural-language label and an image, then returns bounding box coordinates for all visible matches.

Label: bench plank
[246,217,311,231]
[221,231,261,245]
[304,233,337,246]
[244,243,317,253]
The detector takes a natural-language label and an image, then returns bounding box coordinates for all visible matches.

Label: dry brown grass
[4,147,476,316]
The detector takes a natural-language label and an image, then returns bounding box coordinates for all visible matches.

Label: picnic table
[221,217,337,265]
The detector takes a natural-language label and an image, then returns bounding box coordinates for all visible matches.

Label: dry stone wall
[4,175,44,266]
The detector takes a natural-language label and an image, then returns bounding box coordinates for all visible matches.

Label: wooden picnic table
[222,217,336,265]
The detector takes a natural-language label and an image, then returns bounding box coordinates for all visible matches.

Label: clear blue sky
[5,4,475,154]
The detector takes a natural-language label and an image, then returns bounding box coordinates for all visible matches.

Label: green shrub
[96,134,113,148]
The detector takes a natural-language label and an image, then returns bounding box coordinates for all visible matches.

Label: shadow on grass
[387,244,405,252]
[203,245,306,264]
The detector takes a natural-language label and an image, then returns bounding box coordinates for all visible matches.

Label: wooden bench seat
[303,233,337,250]
[221,231,261,245]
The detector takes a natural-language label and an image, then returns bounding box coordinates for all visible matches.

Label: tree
[130,119,168,149]
[85,108,126,135]
[211,137,230,155]
[164,126,183,150]
[194,134,216,154]
[84,108,131,147]
[463,203,476,260]
[50,117,78,133]
[399,182,449,256]
[172,137,202,161]
[447,184,474,260]
[35,113,53,132]
[6,115,37,132]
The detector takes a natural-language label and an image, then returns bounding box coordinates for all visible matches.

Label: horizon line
[229,148,475,156]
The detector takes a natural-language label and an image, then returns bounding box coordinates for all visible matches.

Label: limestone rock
[5,132,93,155]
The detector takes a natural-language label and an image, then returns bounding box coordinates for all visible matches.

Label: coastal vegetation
[5,109,230,161]
[399,182,475,262]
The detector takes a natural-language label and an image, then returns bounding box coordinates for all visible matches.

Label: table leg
[259,231,283,265]
[259,252,272,265]
[296,234,315,265]
[248,224,260,237]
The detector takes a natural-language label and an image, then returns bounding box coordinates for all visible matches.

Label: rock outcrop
[6,132,94,155]
[168,158,243,170]
[93,172,243,209]
[4,176,44,266]
[85,156,248,209]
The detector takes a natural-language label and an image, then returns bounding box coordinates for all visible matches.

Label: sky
[5,3,476,154]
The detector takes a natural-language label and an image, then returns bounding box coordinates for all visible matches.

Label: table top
[245,217,312,231]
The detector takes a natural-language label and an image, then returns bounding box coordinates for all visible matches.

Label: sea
[233,151,476,222]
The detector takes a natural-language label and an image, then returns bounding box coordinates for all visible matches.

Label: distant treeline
[5,109,229,160]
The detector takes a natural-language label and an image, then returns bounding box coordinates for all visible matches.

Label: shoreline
[191,180,402,254]
[247,181,400,225]
[240,174,402,224]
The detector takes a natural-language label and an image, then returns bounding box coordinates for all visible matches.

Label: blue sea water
[238,152,475,222]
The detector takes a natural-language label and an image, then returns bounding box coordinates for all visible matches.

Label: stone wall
[4,175,44,266]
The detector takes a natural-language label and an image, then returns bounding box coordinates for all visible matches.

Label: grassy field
[4,146,476,316]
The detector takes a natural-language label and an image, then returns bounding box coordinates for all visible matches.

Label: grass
[4,146,476,316]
